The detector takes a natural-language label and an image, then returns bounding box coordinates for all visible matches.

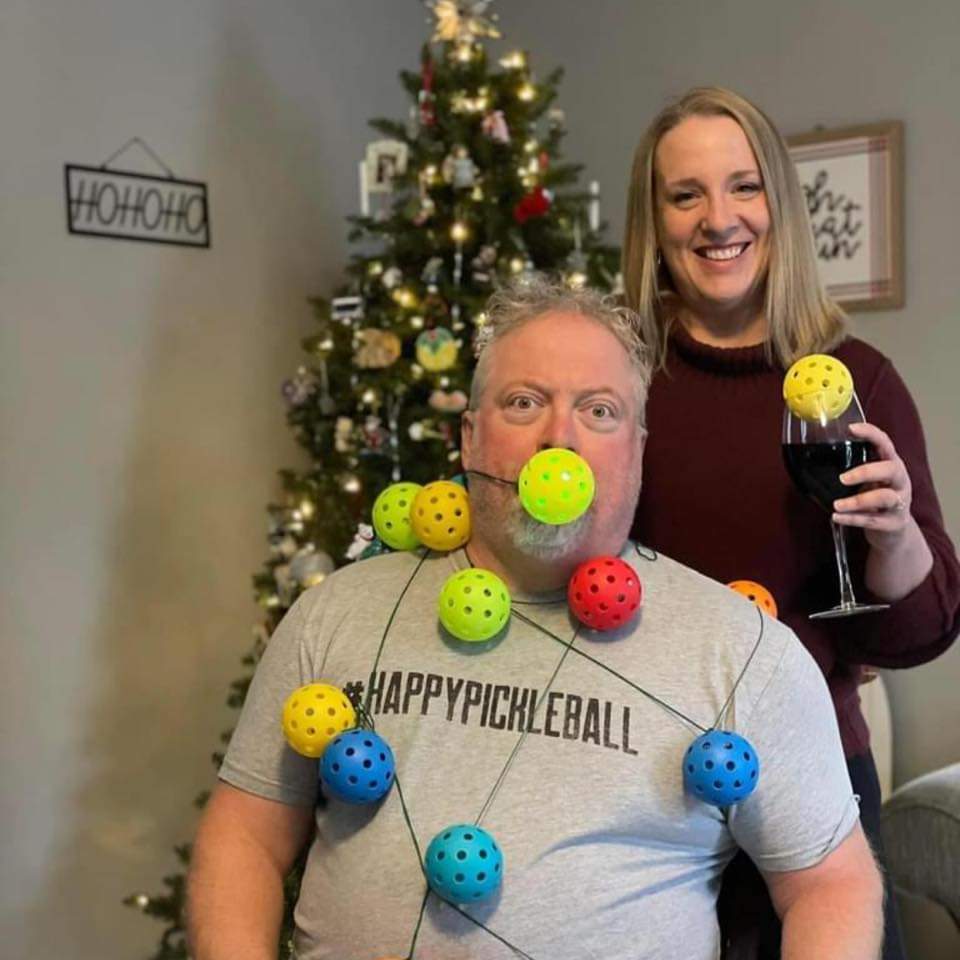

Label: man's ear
[460,410,475,470]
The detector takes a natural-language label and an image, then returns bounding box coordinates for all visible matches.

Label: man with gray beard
[188,278,882,960]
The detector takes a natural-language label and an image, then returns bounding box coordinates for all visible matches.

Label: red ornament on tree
[419,53,437,127]
[568,556,643,631]
[513,186,551,224]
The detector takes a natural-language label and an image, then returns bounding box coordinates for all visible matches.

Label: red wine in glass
[782,391,889,619]
[782,440,875,512]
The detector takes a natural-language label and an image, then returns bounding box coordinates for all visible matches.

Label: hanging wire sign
[64,137,210,248]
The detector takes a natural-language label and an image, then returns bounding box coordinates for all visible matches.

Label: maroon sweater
[632,324,960,757]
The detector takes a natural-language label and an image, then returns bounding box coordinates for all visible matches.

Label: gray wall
[1,1,956,958]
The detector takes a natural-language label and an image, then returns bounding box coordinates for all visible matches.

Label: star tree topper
[426,0,501,43]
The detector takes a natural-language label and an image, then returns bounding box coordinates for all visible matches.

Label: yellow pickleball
[411,480,471,551]
[518,448,595,525]
[281,682,356,758]
[783,354,854,422]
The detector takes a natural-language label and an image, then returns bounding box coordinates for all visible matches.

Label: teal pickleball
[438,568,511,642]
[518,448,595,525]
[371,482,422,551]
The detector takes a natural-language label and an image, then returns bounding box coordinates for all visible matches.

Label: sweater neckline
[668,320,775,375]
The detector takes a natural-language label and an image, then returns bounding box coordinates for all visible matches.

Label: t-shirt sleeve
[218,589,322,807]
[727,633,860,873]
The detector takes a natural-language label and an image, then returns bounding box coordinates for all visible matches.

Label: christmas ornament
[438,568,510,642]
[547,107,566,130]
[381,266,403,289]
[683,730,760,807]
[360,415,391,454]
[783,355,854,422]
[334,417,355,453]
[425,823,503,904]
[353,329,402,369]
[513,186,551,224]
[419,53,436,127]
[345,523,376,561]
[482,110,510,144]
[421,257,444,286]
[427,1,500,44]
[281,367,317,407]
[471,244,498,284]
[281,683,356,758]
[372,482,423,551]
[331,295,365,322]
[416,327,459,372]
[320,729,396,804]
[429,389,468,413]
[568,557,643,631]
[518,448,596,525]
[411,480,471,551]
[290,546,335,589]
[443,145,478,189]
[727,580,778,619]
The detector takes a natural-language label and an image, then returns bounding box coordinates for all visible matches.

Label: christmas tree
[125,2,620,956]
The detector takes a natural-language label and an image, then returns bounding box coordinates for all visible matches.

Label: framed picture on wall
[788,121,903,311]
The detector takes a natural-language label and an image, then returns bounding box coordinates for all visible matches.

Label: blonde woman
[623,87,960,960]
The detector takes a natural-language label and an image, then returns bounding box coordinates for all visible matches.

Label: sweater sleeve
[832,356,960,668]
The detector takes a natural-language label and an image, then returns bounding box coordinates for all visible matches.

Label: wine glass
[782,389,889,619]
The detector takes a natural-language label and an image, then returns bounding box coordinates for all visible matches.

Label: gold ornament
[353,329,402,369]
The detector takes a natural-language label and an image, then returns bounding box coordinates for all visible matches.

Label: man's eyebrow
[496,381,627,401]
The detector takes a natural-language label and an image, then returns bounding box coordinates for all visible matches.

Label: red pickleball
[568,556,643,631]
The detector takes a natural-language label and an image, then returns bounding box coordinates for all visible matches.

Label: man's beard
[500,490,592,560]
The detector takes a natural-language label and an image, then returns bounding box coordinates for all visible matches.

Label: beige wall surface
[2,1,957,958]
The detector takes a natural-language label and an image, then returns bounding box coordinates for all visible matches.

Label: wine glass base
[809,603,890,620]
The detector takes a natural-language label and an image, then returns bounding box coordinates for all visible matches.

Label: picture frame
[359,139,410,218]
[787,121,903,311]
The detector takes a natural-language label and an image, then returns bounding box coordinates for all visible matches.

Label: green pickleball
[372,481,423,551]
[438,568,511,642]
[518,448,595,525]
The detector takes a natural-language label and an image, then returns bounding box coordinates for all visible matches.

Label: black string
[511,608,708,734]
[100,136,176,178]
[362,548,430,719]
[464,467,516,488]
[474,622,582,825]
[711,605,766,731]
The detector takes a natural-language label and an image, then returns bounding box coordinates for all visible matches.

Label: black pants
[718,751,906,959]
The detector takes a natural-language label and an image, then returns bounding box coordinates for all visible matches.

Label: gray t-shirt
[221,543,859,960]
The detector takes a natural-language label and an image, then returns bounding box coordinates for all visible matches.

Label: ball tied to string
[568,556,643,631]
[425,824,504,904]
[683,730,760,806]
[518,448,595,525]
[727,580,778,619]
[320,729,396,804]
[282,683,357,758]
[438,568,511,642]
[783,354,854,422]
[372,482,423,551]
[411,480,471,551]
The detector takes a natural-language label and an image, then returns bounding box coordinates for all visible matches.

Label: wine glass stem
[830,521,858,608]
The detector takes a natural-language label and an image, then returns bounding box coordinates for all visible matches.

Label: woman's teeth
[700,243,747,261]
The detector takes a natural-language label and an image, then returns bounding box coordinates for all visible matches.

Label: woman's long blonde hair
[622,86,846,370]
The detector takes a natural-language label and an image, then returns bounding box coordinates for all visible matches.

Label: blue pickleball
[320,729,395,804]
[424,824,503,904]
[683,730,759,806]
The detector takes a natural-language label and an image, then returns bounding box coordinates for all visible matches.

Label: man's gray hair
[470,275,652,426]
